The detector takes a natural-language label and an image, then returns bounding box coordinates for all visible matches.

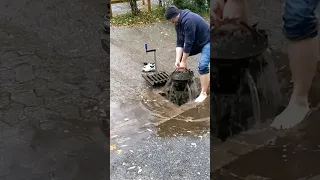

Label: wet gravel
[110,134,210,180]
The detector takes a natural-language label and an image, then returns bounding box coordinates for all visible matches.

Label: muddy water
[156,116,210,137]
[111,89,210,137]
[164,76,200,106]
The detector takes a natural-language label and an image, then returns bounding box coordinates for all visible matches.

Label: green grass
[111,6,209,26]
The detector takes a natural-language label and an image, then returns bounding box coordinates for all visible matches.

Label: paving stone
[17,49,36,56]
[24,55,48,68]
[14,64,34,82]
[24,107,53,124]
[1,57,26,69]
[2,103,25,125]
[48,81,78,95]
[45,101,81,120]
[2,51,19,59]
[0,92,11,108]
[0,69,16,82]
[11,91,43,107]
[80,80,101,99]
[34,67,58,81]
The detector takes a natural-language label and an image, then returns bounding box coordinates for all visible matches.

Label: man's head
[165,5,180,24]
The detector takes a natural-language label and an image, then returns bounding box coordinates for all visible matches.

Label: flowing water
[163,76,200,106]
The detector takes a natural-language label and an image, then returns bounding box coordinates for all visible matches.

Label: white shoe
[195,92,207,103]
[142,63,155,72]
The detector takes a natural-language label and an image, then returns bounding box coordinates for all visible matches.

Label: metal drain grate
[142,71,169,86]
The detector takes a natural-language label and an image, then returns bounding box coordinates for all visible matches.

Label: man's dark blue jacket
[175,9,210,56]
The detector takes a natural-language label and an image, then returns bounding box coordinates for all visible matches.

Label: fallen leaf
[110,145,116,151]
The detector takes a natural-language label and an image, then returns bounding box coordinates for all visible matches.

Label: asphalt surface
[110,22,210,179]
[0,0,110,179]
[111,134,210,180]
[110,22,202,132]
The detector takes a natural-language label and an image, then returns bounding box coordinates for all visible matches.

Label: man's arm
[175,25,184,62]
[181,20,196,63]
[176,47,183,62]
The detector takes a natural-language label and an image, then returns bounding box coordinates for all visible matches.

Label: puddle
[156,118,209,137]
[110,76,209,139]
[110,100,159,135]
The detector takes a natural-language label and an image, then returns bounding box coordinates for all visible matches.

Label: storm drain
[142,72,169,86]
[161,69,199,106]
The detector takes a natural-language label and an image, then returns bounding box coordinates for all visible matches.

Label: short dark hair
[165,5,180,20]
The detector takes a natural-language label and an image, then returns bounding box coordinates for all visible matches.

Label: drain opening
[161,69,200,106]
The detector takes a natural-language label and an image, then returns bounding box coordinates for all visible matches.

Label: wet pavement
[110,21,211,179]
[110,97,210,180]
[0,0,109,179]
[110,22,203,134]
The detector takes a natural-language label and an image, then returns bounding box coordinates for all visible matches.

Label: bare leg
[195,73,210,102]
[195,44,210,103]
[271,37,318,129]
[200,73,210,94]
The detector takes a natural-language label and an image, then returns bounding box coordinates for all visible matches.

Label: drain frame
[142,71,169,87]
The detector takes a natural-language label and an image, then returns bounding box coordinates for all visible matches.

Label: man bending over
[165,5,211,103]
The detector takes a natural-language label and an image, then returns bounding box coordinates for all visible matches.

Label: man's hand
[175,60,180,68]
[179,61,187,68]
